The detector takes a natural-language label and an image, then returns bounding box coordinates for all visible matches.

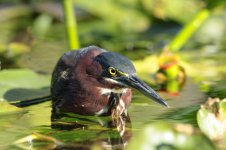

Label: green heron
[51,45,168,116]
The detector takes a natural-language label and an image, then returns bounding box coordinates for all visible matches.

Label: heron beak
[117,75,169,107]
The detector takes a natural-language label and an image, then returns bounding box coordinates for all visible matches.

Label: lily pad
[0,101,22,113]
[0,69,50,102]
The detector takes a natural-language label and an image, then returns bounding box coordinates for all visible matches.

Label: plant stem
[63,0,80,50]
[169,9,210,52]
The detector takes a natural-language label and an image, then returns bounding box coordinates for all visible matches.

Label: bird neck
[95,88,128,116]
[98,87,128,96]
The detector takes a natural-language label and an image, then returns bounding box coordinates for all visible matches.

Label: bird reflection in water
[51,111,132,150]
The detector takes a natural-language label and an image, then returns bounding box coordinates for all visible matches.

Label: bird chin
[103,77,121,84]
[102,77,128,87]
[98,87,128,96]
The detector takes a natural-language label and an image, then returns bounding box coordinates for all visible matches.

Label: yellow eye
[108,67,117,76]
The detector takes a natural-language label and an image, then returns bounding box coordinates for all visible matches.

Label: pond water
[0,51,225,150]
[0,80,204,150]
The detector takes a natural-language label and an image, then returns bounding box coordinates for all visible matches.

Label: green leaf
[0,101,22,113]
[0,69,50,102]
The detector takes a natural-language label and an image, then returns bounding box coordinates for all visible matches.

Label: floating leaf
[14,132,62,145]
[0,101,22,113]
[0,69,50,102]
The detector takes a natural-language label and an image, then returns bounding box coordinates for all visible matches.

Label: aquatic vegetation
[0,101,22,114]
[155,50,186,94]
[0,0,226,149]
[63,0,80,49]
[0,69,50,102]
[197,98,226,140]
[207,80,226,99]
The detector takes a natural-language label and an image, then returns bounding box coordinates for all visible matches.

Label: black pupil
[111,69,116,74]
